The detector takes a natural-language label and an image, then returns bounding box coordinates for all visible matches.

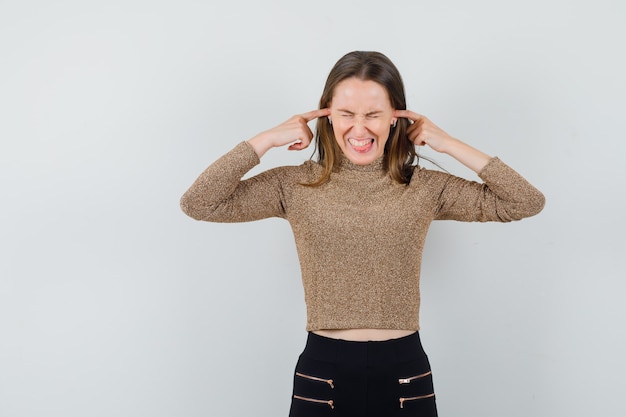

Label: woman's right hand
[247,108,331,158]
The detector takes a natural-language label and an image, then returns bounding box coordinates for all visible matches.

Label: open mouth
[348,138,375,153]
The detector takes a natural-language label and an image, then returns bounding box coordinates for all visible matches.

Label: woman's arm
[180,109,330,222]
[395,110,545,221]
[179,141,283,222]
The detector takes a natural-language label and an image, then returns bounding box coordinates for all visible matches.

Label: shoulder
[257,159,322,185]
[409,165,453,187]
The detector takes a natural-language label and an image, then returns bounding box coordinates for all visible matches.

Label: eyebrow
[336,109,383,116]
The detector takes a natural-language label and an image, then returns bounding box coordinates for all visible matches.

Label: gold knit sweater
[180,142,545,331]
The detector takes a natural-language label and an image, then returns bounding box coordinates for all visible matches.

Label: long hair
[308,51,417,186]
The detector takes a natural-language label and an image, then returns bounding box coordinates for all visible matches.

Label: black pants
[289,332,438,417]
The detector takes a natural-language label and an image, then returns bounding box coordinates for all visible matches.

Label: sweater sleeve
[180,141,288,222]
[433,157,545,222]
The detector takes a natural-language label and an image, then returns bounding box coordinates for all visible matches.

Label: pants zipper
[398,370,432,384]
[399,393,435,408]
[293,394,335,409]
[295,372,335,389]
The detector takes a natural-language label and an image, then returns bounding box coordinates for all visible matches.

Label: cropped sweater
[180,141,545,331]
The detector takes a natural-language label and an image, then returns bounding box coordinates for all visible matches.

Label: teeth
[348,138,372,147]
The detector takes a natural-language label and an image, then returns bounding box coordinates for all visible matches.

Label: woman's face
[329,77,396,165]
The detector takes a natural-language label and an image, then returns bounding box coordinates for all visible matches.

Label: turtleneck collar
[338,154,385,172]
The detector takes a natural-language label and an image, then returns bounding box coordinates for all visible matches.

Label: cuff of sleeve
[478,156,503,179]
[238,141,261,166]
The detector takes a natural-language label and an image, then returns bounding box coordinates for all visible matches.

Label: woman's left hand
[394,110,455,154]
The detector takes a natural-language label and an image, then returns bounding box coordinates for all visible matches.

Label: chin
[345,152,381,165]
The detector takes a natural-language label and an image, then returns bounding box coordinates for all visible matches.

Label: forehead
[331,78,392,109]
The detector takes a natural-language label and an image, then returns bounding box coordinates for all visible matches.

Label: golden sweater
[180,142,545,331]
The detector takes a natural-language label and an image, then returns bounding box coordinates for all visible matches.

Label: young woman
[180,51,545,417]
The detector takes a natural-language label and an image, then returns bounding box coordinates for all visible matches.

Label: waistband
[301,331,425,367]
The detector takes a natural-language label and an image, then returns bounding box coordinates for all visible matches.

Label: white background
[1,1,625,416]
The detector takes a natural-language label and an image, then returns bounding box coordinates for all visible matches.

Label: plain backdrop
[1,1,625,416]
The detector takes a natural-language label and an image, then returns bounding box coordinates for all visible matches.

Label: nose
[352,115,367,134]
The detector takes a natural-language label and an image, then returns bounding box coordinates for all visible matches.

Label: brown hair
[309,51,417,186]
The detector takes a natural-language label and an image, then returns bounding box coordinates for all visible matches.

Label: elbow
[525,190,546,218]
[513,190,546,220]
[493,191,545,222]
[179,192,206,221]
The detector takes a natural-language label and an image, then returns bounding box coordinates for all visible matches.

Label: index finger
[301,108,331,122]
[394,109,423,122]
